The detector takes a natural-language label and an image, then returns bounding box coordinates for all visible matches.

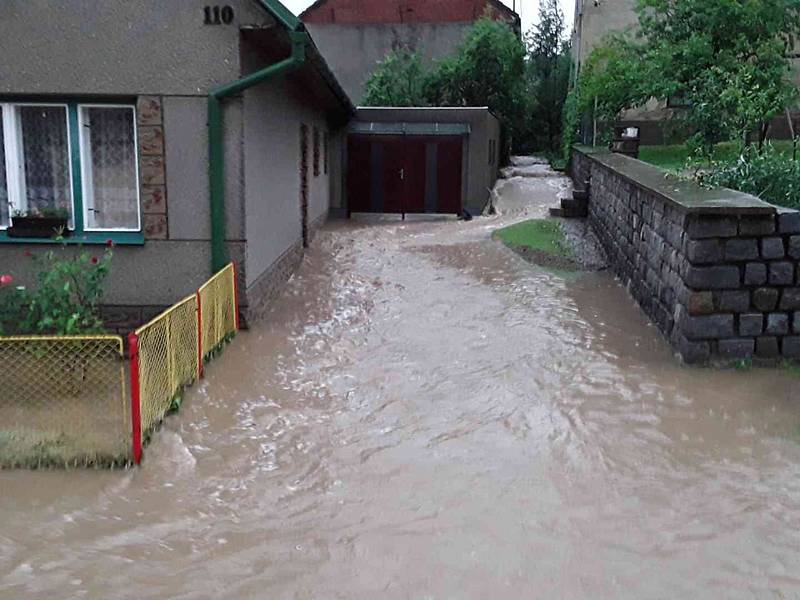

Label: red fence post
[232,261,241,331]
[196,291,204,379]
[128,332,143,465]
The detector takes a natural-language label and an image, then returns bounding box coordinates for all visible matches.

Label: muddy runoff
[2,171,800,599]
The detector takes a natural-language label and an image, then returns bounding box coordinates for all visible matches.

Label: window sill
[0,231,145,246]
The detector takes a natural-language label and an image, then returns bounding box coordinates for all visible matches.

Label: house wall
[302,0,518,25]
[242,74,334,321]
[305,22,474,103]
[0,0,344,332]
[347,107,500,214]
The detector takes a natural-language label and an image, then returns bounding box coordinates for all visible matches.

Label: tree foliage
[362,18,527,160]
[521,0,572,153]
[361,49,429,107]
[574,0,800,156]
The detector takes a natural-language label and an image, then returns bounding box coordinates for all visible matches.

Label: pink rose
[0,275,13,286]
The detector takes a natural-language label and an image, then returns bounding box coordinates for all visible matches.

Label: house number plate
[204,5,235,25]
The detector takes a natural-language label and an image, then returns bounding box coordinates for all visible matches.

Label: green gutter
[208,30,307,271]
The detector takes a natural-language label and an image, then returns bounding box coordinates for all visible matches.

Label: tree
[362,49,430,107]
[523,0,572,152]
[636,0,800,155]
[361,17,528,162]
[428,18,527,160]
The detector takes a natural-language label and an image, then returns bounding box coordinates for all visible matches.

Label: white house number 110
[204,6,235,25]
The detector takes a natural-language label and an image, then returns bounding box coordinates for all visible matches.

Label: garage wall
[349,107,500,213]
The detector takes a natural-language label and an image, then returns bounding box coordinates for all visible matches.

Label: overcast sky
[281,0,575,34]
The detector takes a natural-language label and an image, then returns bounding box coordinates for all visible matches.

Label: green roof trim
[255,0,303,32]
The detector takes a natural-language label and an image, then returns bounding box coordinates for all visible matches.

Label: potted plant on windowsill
[8,208,71,239]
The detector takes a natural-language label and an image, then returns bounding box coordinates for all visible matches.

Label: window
[79,105,140,231]
[1,104,73,228]
[0,100,141,236]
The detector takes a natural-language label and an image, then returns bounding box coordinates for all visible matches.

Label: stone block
[138,125,164,156]
[783,336,800,358]
[725,238,759,261]
[140,156,165,186]
[789,236,800,259]
[739,313,764,337]
[715,291,750,313]
[687,239,723,264]
[761,237,786,260]
[688,292,714,315]
[780,288,800,311]
[681,314,735,340]
[756,336,780,359]
[141,185,166,215]
[739,217,775,236]
[676,335,711,364]
[765,312,790,335]
[143,214,168,240]
[718,339,755,360]
[752,288,780,311]
[778,210,800,234]
[136,96,162,125]
[769,262,794,286]
[686,266,741,290]
[686,216,738,239]
[744,263,767,286]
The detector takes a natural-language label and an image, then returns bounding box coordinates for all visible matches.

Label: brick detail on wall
[100,304,169,338]
[137,96,168,240]
[241,241,305,326]
[301,0,518,26]
[572,148,800,365]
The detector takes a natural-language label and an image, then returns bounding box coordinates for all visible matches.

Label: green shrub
[0,242,114,336]
[696,143,800,209]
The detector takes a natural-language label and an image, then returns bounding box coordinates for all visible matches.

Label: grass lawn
[493,219,573,259]
[638,141,796,172]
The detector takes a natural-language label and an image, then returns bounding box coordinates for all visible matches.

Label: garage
[343,107,501,217]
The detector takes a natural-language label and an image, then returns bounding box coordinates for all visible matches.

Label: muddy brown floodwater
[2,173,800,599]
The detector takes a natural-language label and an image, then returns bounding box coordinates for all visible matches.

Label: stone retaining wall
[572,147,800,365]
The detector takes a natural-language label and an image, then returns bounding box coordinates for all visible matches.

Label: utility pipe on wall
[207,30,308,272]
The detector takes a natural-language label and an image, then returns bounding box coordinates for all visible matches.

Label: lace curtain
[83,107,138,230]
[19,106,72,218]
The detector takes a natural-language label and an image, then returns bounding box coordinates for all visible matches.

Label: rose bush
[0,243,113,336]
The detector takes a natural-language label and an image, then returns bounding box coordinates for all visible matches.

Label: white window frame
[0,102,75,230]
[78,103,141,233]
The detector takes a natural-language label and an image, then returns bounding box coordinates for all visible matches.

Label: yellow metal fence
[0,336,130,467]
[198,263,239,362]
[133,294,200,442]
[130,263,239,463]
[0,263,240,469]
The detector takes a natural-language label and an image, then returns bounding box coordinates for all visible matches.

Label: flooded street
[2,173,800,599]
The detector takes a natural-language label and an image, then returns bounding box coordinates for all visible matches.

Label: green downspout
[208,30,307,272]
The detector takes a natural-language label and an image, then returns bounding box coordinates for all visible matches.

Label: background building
[301,0,521,102]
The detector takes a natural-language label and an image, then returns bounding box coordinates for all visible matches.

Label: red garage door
[347,135,463,216]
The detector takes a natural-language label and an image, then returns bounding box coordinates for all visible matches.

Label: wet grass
[494,219,572,257]
[639,141,796,173]
[493,219,579,273]
[784,361,800,379]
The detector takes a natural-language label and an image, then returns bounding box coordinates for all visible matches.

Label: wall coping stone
[574,146,785,217]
